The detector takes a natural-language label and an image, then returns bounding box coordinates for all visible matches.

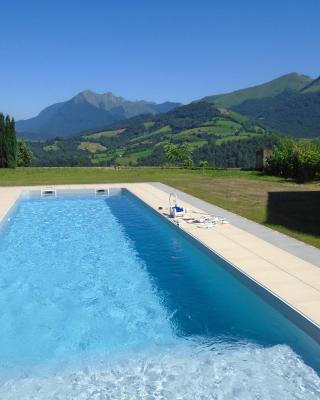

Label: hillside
[29,102,275,168]
[16,91,180,140]
[202,73,312,108]
[201,73,320,138]
[232,90,320,138]
[301,76,320,94]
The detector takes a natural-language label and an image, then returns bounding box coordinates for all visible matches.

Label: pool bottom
[0,338,319,400]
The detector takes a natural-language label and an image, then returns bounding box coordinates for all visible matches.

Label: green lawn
[1,167,319,248]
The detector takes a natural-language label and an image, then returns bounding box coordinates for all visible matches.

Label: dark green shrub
[265,138,320,181]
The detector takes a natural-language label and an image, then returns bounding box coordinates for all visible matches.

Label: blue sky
[1,0,319,120]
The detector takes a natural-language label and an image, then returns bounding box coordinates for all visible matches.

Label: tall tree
[0,114,18,168]
[8,117,17,168]
[0,113,6,167]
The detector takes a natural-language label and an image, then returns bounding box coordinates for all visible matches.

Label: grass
[78,142,107,153]
[216,133,260,145]
[0,167,319,248]
[115,149,153,166]
[82,129,125,139]
[213,119,242,129]
[173,123,261,144]
[128,125,172,144]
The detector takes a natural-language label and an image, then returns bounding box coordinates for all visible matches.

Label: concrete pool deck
[1,183,320,333]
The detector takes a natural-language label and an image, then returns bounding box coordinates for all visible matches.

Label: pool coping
[151,182,320,267]
[1,183,320,343]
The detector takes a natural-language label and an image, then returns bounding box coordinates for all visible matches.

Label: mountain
[201,73,320,138]
[232,90,320,138]
[230,75,320,138]
[202,73,312,108]
[28,101,275,168]
[16,90,181,140]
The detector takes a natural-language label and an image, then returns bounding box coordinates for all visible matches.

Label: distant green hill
[202,73,312,108]
[201,73,320,138]
[232,90,320,138]
[29,102,273,168]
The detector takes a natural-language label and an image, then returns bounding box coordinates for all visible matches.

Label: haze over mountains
[16,72,320,140]
[16,91,181,140]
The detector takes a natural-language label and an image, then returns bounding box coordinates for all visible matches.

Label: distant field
[0,167,319,248]
[82,129,125,139]
[78,142,107,153]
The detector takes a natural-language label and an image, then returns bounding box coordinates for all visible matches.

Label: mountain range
[16,72,320,141]
[16,91,181,140]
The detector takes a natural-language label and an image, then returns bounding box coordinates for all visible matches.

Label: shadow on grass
[266,191,320,236]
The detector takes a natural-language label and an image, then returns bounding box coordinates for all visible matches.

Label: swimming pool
[0,189,319,399]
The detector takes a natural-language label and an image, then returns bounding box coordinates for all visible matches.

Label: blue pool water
[0,190,319,399]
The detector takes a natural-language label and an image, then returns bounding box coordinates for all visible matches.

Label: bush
[17,140,34,166]
[265,138,320,182]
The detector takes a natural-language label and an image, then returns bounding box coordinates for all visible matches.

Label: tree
[193,134,279,169]
[7,117,17,168]
[178,143,193,167]
[0,114,17,168]
[164,142,179,165]
[18,140,34,166]
[0,113,6,167]
[164,141,194,168]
